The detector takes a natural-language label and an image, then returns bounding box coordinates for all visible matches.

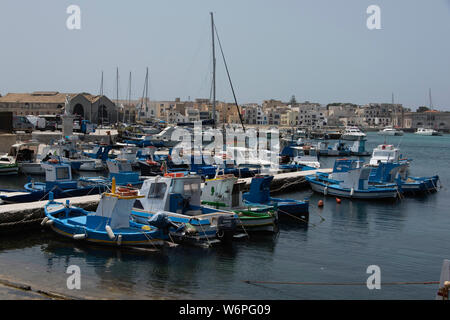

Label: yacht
[415,128,442,136]
[341,126,367,141]
[378,126,404,136]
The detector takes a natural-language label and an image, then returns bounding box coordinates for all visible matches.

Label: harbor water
[0,132,449,299]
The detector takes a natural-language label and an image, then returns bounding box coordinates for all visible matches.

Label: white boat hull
[19,163,45,175]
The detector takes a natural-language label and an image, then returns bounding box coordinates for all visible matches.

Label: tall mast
[145,67,149,120]
[116,67,119,126]
[127,71,132,123]
[429,88,433,110]
[211,12,216,128]
[100,71,104,127]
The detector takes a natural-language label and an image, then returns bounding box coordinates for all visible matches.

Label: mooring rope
[243,280,440,286]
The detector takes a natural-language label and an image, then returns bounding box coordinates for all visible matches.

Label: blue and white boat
[131,174,242,245]
[369,161,440,195]
[242,175,309,220]
[306,159,398,199]
[80,159,143,188]
[0,161,107,204]
[43,180,168,247]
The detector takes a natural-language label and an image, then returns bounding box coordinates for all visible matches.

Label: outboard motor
[148,212,179,235]
[216,215,237,244]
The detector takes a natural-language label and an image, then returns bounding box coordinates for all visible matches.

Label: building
[0,91,118,125]
[403,110,450,131]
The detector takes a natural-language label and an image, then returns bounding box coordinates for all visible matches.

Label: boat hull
[308,178,397,199]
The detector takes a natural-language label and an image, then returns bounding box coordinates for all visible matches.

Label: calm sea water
[0,132,449,299]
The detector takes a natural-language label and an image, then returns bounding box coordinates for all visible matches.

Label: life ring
[116,187,138,197]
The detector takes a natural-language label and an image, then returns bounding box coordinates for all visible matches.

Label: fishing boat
[43,179,168,247]
[131,174,243,245]
[7,141,44,175]
[368,161,440,195]
[341,126,367,141]
[306,159,398,199]
[368,144,403,167]
[80,158,143,188]
[242,175,309,220]
[0,161,106,204]
[201,174,278,232]
[0,154,19,175]
[415,128,442,136]
[378,126,404,136]
[290,145,320,169]
[317,141,351,157]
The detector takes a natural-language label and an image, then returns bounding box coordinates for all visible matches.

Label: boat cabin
[369,144,400,166]
[41,162,77,190]
[137,175,203,215]
[201,175,245,209]
[107,159,139,185]
[329,159,372,191]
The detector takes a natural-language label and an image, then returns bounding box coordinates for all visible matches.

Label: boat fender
[45,219,54,226]
[73,234,86,240]
[318,200,324,207]
[350,188,354,197]
[336,198,341,204]
[117,235,122,246]
[41,217,49,226]
[105,225,116,240]
[324,186,328,195]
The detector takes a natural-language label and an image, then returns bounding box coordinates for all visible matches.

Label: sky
[0,0,449,111]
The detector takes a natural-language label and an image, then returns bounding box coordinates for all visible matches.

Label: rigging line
[213,23,246,132]
[242,280,440,286]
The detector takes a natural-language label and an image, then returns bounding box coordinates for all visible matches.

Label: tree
[417,106,430,113]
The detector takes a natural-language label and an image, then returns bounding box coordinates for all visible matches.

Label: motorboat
[201,174,278,232]
[368,144,402,167]
[131,174,243,245]
[341,126,367,141]
[43,180,168,247]
[306,159,398,199]
[242,175,309,220]
[415,128,442,136]
[378,126,404,136]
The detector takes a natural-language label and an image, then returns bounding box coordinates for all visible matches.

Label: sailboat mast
[116,67,119,126]
[128,71,132,123]
[429,88,433,110]
[211,12,216,128]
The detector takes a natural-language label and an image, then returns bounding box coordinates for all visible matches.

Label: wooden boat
[43,179,167,247]
[131,174,244,245]
[242,175,309,220]
[0,161,106,204]
[306,159,398,199]
[201,174,278,232]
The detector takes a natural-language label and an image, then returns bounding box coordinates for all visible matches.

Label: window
[148,183,167,199]
[56,167,70,180]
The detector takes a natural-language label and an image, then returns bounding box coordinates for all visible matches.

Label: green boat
[0,155,19,175]
[201,175,278,232]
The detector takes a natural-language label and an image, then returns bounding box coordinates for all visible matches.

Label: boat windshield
[148,182,167,199]
[373,151,394,158]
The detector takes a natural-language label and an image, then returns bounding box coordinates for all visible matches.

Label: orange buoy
[336,198,341,204]
[318,200,324,207]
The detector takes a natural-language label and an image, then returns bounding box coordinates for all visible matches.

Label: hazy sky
[0,0,449,111]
